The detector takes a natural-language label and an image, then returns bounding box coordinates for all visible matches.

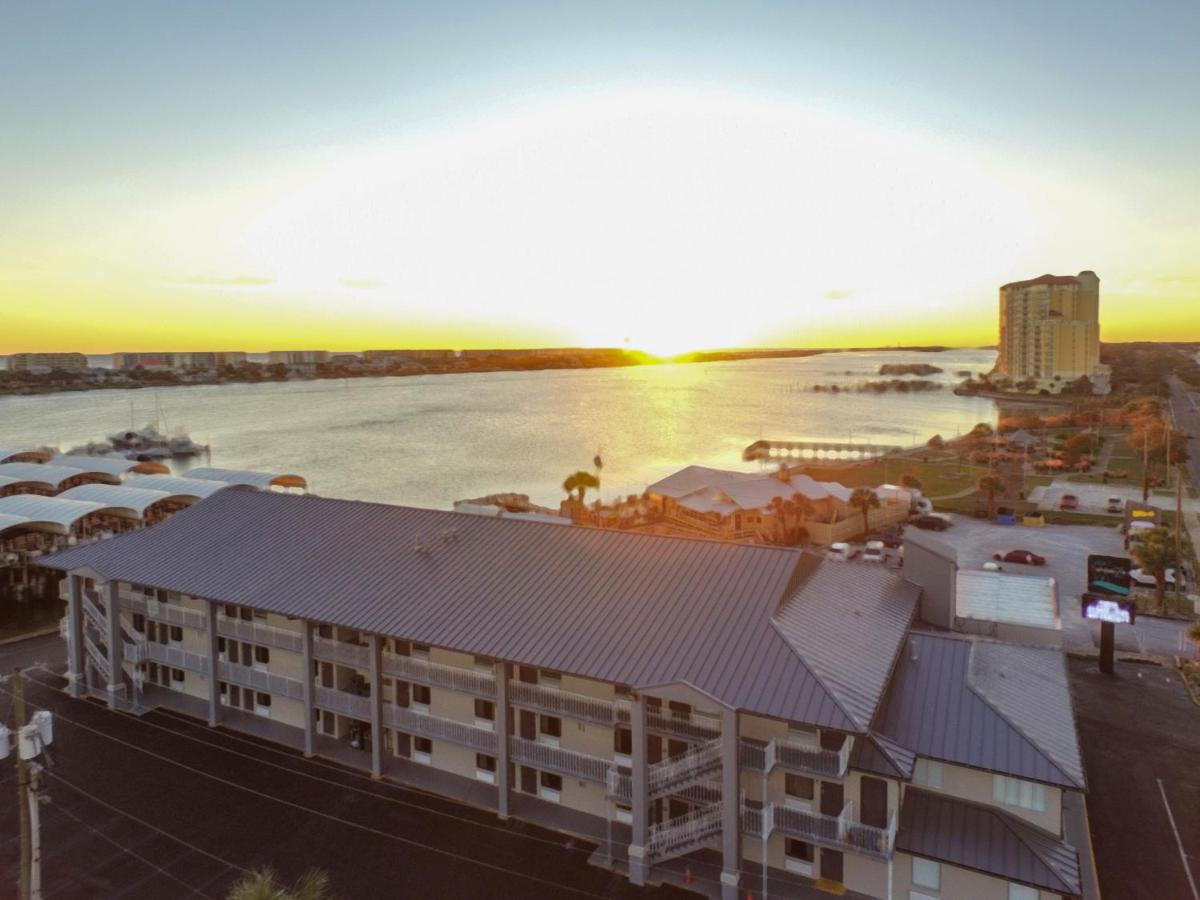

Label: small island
[878,363,944,376]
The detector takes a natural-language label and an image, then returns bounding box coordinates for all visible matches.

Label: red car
[1059,494,1079,510]
[992,549,1047,566]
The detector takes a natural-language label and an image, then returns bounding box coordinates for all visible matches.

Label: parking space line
[1157,777,1199,900]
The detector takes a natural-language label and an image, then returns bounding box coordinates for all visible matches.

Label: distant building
[995,271,1108,390]
[363,349,456,364]
[267,350,329,366]
[7,352,88,374]
[111,352,247,371]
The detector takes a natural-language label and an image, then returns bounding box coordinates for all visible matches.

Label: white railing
[773,802,843,845]
[841,804,897,858]
[313,636,371,669]
[509,681,614,725]
[123,594,207,630]
[82,591,107,632]
[219,618,303,653]
[313,684,371,718]
[384,705,498,754]
[646,805,723,861]
[606,767,632,802]
[123,640,148,664]
[383,652,496,698]
[743,735,850,779]
[144,641,210,675]
[83,634,110,678]
[221,661,305,700]
[614,700,723,741]
[751,800,895,859]
[648,739,722,797]
[509,736,612,783]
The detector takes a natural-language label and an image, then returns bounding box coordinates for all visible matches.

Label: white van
[828,542,852,561]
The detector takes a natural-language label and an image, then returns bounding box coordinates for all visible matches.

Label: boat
[107,424,168,451]
[125,446,172,462]
[168,435,210,457]
[64,440,117,456]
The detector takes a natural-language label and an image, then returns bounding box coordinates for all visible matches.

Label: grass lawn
[1131,588,1194,619]
[795,457,990,499]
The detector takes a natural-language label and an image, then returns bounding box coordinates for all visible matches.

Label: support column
[65,574,84,698]
[205,601,220,726]
[720,706,742,900]
[369,634,383,779]
[301,622,315,757]
[495,662,510,819]
[628,692,650,886]
[104,581,125,708]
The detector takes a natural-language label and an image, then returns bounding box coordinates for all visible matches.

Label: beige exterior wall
[429,682,478,726]
[996,272,1102,386]
[560,777,610,818]
[912,761,1062,834]
[561,717,616,760]
[844,853,888,898]
[561,672,617,700]
[894,852,1062,900]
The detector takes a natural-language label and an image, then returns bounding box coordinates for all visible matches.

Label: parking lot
[1030,480,1199,517]
[921,514,1197,657]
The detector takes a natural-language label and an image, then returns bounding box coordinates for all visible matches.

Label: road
[0,639,682,900]
[1169,375,1200,491]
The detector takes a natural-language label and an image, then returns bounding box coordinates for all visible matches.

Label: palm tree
[1131,527,1178,613]
[562,470,600,503]
[790,493,816,542]
[849,487,880,538]
[1188,621,1200,653]
[766,495,789,543]
[228,868,333,900]
[899,474,923,491]
[977,474,1005,518]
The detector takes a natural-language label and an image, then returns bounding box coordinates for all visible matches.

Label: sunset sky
[3,1,1198,356]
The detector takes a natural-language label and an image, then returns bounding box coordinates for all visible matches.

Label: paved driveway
[1029,481,1193,516]
[929,515,1196,657]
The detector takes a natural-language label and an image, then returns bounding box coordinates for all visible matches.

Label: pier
[742,439,902,462]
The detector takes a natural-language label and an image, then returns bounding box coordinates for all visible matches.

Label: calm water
[0,350,997,509]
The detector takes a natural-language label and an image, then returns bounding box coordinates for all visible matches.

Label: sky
[2,1,1198,356]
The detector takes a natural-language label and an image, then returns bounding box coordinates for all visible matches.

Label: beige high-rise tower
[995,270,1106,390]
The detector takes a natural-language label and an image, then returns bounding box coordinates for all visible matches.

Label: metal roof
[773,560,919,730]
[0,448,51,464]
[57,484,173,517]
[646,465,854,511]
[897,788,1081,897]
[0,462,86,489]
[850,731,916,779]
[645,465,760,499]
[903,528,959,564]
[956,571,1061,631]
[0,495,106,532]
[0,512,30,533]
[40,489,889,729]
[185,467,307,491]
[50,455,141,477]
[875,632,1085,789]
[124,474,244,500]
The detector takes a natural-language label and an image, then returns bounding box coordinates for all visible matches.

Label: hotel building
[995,272,1106,389]
[111,351,249,371]
[7,352,89,373]
[46,490,1087,899]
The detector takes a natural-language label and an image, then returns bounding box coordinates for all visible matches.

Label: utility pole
[1177,465,1185,601]
[14,669,31,900]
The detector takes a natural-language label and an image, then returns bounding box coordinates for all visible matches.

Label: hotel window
[412,684,431,712]
[1008,885,1037,900]
[239,607,253,621]
[254,645,270,669]
[255,692,272,717]
[913,759,944,789]
[538,771,562,803]
[474,699,495,730]
[392,639,409,656]
[615,803,633,825]
[223,604,237,618]
[784,839,813,876]
[784,774,815,807]
[787,722,818,746]
[411,643,430,661]
[538,715,562,747]
[132,613,145,634]
[171,668,184,684]
[538,670,562,690]
[518,666,538,684]
[414,736,433,764]
[169,625,183,644]
[912,857,940,890]
[475,753,497,784]
[614,728,632,765]
[667,700,691,720]
[992,775,1046,812]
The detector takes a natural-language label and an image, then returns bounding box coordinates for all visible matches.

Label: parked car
[913,514,951,531]
[1106,497,1124,514]
[992,549,1047,566]
[1130,567,1180,588]
[868,527,904,549]
[983,561,1003,572]
[1059,494,1079,510]
[828,541,852,561]
[862,540,885,563]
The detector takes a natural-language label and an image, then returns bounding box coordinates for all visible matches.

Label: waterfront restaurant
[45,489,1086,899]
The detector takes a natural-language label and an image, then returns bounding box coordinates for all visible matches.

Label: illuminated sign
[1087,555,1132,596]
[1124,502,1160,527]
[1082,593,1136,625]
[1130,508,1157,519]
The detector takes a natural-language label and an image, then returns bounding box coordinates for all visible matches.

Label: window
[784,839,814,875]
[538,715,562,747]
[474,699,495,730]
[787,722,818,746]
[412,684,431,711]
[239,607,253,621]
[413,736,433,764]
[993,775,1047,813]
[256,692,271,707]
[912,858,940,890]
[254,645,270,667]
[1007,885,1037,900]
[132,613,145,633]
[615,803,633,825]
[614,728,632,761]
[539,670,562,689]
[475,753,497,784]
[411,643,430,660]
[223,604,237,618]
[538,771,562,802]
[667,700,691,720]
[913,759,944,789]
[171,668,184,683]
[785,774,815,804]
[518,665,538,684]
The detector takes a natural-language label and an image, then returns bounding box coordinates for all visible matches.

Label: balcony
[221,660,304,700]
[313,635,370,669]
[646,805,723,863]
[509,735,612,784]
[649,738,723,798]
[615,700,722,742]
[742,800,897,860]
[122,594,207,631]
[384,704,498,754]
[219,617,303,654]
[382,651,497,699]
[509,680,615,726]
[144,640,210,675]
[313,684,371,719]
[739,735,851,780]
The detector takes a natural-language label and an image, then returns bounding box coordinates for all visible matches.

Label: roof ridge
[963,642,1082,789]
[990,798,1081,894]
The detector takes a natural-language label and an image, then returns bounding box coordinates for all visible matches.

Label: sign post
[1085,554,1134,675]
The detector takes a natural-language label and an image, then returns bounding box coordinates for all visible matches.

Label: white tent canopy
[0,494,107,534]
[58,484,173,517]
[50,454,144,477]
[186,467,307,491]
[125,474,244,500]
[0,462,87,490]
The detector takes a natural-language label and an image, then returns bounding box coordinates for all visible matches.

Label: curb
[0,624,61,646]
[1176,660,1200,708]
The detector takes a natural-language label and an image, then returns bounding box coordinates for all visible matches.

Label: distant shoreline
[0,345,962,398]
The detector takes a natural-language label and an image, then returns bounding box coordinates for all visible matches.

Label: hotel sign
[1087,555,1132,596]
[1124,502,1160,527]
[1082,593,1136,625]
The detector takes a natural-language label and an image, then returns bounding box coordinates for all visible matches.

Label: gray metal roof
[956,570,1061,631]
[185,467,307,490]
[902,528,959,564]
[875,632,1085,789]
[773,561,919,730]
[41,489,887,729]
[57,484,173,517]
[850,731,916,779]
[897,788,1081,897]
[0,463,86,489]
[124,474,244,500]
[49,455,141,478]
[0,495,105,533]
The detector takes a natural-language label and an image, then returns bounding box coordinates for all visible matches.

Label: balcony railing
[383,652,497,699]
[123,594,208,631]
[219,618,304,654]
[646,805,723,862]
[743,800,896,860]
[509,680,614,725]
[648,738,722,797]
[615,700,723,742]
[144,641,210,675]
[509,736,612,784]
[221,660,305,700]
[82,590,107,632]
[313,636,370,669]
[739,735,851,780]
[313,684,371,719]
[384,705,498,754]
